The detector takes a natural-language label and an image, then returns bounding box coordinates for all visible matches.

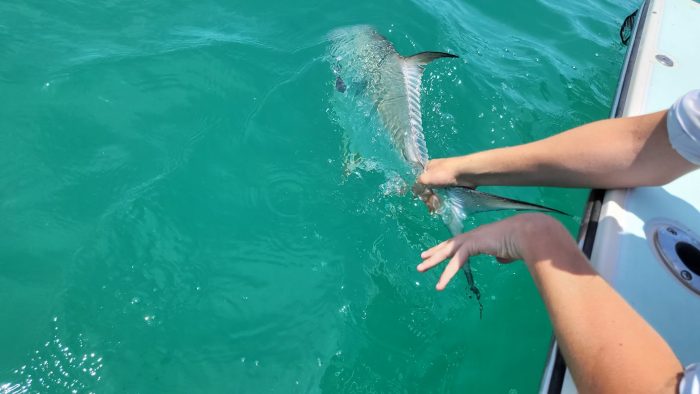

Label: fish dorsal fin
[404,51,459,67]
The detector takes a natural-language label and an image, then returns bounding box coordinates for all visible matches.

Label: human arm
[417,213,683,393]
[417,110,697,189]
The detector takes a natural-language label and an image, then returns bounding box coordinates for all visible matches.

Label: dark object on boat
[620,9,639,45]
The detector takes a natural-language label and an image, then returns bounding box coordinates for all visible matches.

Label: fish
[328,26,565,313]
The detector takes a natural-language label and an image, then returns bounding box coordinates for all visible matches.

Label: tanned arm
[418,111,697,189]
[417,214,683,393]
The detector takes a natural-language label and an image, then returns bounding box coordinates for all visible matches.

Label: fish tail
[444,187,569,217]
[439,189,468,236]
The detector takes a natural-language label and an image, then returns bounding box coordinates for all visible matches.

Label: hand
[417,213,565,290]
[416,157,476,189]
[411,182,441,213]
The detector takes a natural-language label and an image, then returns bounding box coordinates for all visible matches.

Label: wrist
[453,148,516,187]
[452,154,486,187]
[516,214,577,265]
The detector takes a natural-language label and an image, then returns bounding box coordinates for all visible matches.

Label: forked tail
[438,187,567,234]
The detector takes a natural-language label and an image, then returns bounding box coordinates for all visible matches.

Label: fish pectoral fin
[335,76,347,93]
[404,51,459,67]
[335,75,369,95]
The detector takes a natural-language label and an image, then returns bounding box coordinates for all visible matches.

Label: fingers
[417,238,476,290]
[425,193,441,213]
[416,158,461,189]
[417,241,454,272]
[418,215,535,291]
[435,250,468,290]
[415,173,431,188]
[413,184,441,213]
[412,182,427,196]
[420,239,448,259]
[416,160,440,187]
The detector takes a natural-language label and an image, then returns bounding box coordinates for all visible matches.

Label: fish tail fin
[438,189,468,236]
[437,189,483,317]
[404,51,459,66]
[443,187,569,219]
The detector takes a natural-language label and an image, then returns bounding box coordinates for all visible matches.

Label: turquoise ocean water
[1,0,635,392]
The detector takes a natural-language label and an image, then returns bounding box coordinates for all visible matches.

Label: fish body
[330,26,444,173]
[329,26,563,233]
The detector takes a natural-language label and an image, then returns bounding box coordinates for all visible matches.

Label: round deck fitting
[654,225,700,295]
[655,54,674,66]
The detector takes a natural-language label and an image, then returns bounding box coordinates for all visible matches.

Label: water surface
[0,0,635,392]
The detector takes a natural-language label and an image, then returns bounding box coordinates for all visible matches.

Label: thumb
[416,172,430,187]
[412,181,427,195]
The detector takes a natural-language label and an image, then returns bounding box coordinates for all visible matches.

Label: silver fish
[329,26,564,311]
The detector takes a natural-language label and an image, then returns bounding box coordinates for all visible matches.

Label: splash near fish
[328,25,563,313]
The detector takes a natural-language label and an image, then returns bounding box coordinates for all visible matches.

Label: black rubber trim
[579,189,607,258]
[545,1,650,393]
[613,0,650,119]
[547,344,567,394]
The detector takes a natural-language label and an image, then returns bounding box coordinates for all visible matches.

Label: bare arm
[418,111,697,189]
[418,214,683,393]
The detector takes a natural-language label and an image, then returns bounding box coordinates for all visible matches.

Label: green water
[1,0,635,392]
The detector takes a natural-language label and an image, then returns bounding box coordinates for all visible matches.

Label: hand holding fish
[416,157,476,189]
[415,110,697,191]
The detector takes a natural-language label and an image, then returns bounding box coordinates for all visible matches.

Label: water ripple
[3,317,103,394]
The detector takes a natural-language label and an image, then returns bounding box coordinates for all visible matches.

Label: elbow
[630,164,696,187]
[635,173,678,187]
